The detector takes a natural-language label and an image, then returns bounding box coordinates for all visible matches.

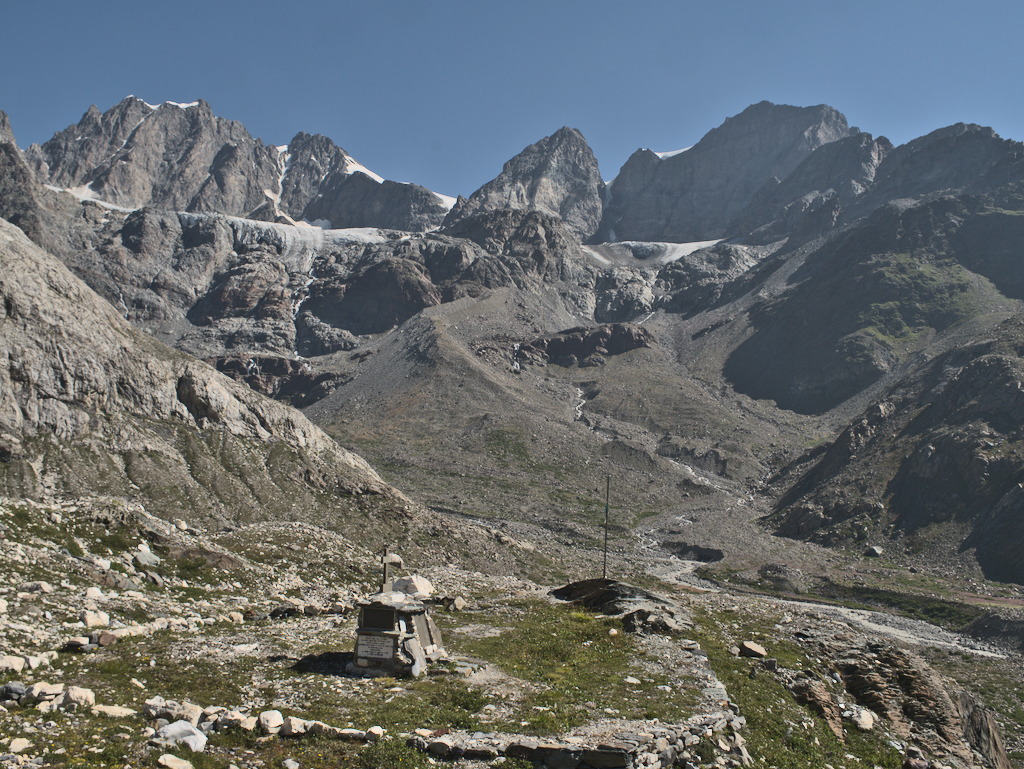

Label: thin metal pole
[603,475,610,580]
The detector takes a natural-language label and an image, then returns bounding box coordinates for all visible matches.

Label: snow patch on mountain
[45,184,137,213]
[343,158,385,183]
[433,192,458,210]
[654,146,692,159]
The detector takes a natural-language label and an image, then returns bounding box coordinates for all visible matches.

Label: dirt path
[769,596,1007,658]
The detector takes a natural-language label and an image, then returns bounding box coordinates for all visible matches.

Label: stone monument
[346,551,446,677]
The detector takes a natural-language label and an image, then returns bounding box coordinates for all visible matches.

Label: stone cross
[380,550,403,592]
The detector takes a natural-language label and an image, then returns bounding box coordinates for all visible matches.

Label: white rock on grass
[258,710,284,734]
[280,716,311,736]
[844,705,877,731]
[23,682,63,705]
[157,720,208,752]
[215,710,247,730]
[85,587,104,600]
[0,598,8,613]
[9,738,32,753]
[0,655,25,673]
[56,686,95,709]
[158,755,194,769]
[171,702,204,726]
[20,581,53,594]
[80,609,110,628]
[93,705,138,717]
[739,641,768,658]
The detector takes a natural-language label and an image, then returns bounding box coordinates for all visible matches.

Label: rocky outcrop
[725,195,1006,414]
[281,131,452,231]
[516,324,653,368]
[0,216,404,525]
[28,97,282,217]
[0,110,14,145]
[301,171,451,232]
[25,99,452,231]
[771,311,1024,583]
[856,124,1024,216]
[441,208,593,286]
[445,127,603,240]
[0,118,45,243]
[731,132,893,243]
[213,355,350,408]
[599,101,853,242]
[276,131,359,217]
[836,642,1009,769]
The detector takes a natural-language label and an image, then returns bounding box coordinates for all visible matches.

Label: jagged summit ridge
[445,126,604,240]
[25,96,451,231]
[598,101,854,242]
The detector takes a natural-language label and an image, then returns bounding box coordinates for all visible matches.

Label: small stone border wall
[408,711,750,769]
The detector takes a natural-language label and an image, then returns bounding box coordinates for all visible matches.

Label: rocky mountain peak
[0,110,14,145]
[22,98,452,232]
[861,122,1023,207]
[598,101,853,243]
[444,125,604,241]
[277,131,359,217]
[26,95,280,216]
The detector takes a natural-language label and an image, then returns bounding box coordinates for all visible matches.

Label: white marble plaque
[357,634,395,660]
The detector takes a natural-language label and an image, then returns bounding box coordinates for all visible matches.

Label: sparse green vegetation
[453,599,700,733]
[693,606,903,769]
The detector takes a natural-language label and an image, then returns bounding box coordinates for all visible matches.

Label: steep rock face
[24,97,154,186]
[0,111,14,145]
[25,99,451,231]
[771,312,1024,583]
[724,195,1011,414]
[0,117,45,243]
[277,131,358,216]
[599,101,852,242]
[0,114,87,257]
[857,124,1024,214]
[731,132,893,243]
[281,131,451,231]
[441,208,593,285]
[445,127,604,240]
[28,97,282,216]
[302,170,451,231]
[0,217,402,525]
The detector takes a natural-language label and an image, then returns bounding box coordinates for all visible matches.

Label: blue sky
[2,1,1022,197]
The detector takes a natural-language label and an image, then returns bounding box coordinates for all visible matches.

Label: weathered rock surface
[0,216,404,528]
[28,98,281,217]
[25,98,453,231]
[302,167,452,232]
[730,131,893,244]
[771,310,1024,583]
[446,126,604,240]
[598,101,853,242]
[514,323,653,368]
